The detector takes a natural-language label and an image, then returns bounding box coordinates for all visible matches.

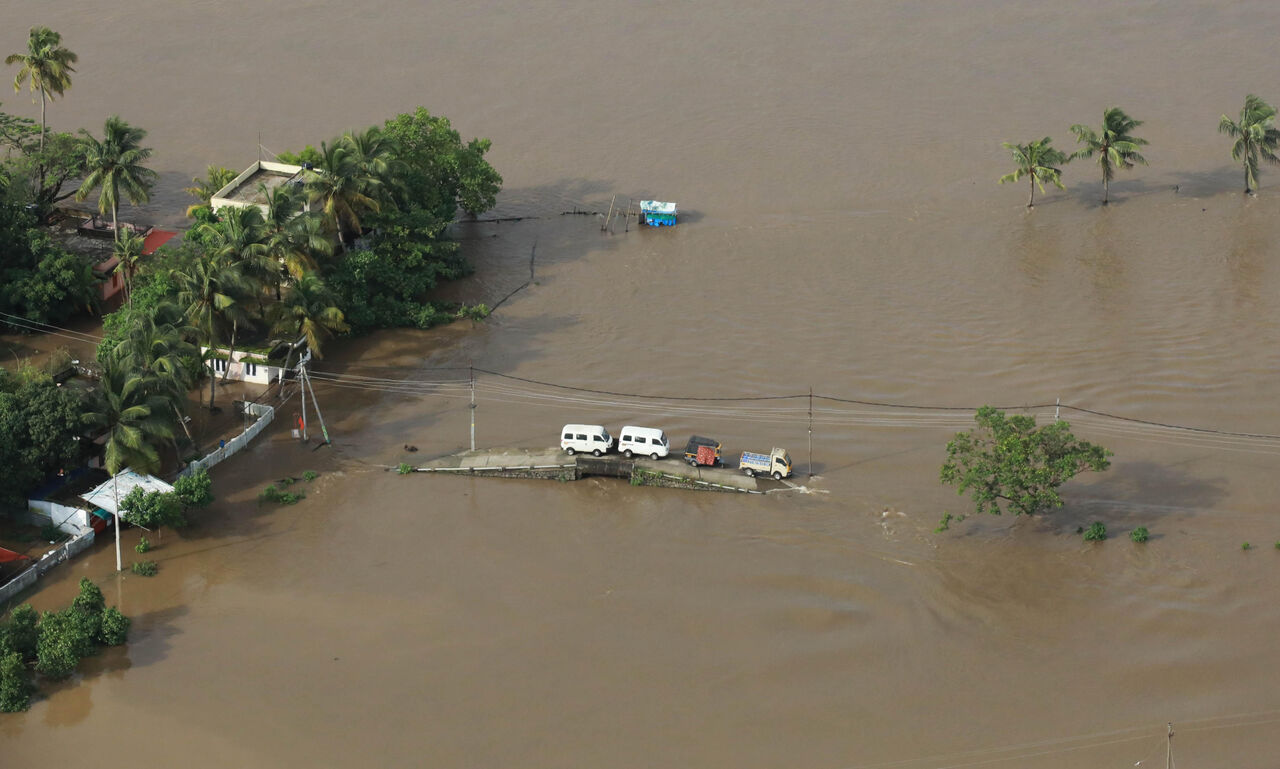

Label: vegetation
[1070,107,1149,204]
[1082,521,1107,542]
[5,26,76,153]
[75,116,157,241]
[397,462,413,475]
[182,164,236,217]
[999,137,1067,207]
[303,470,318,482]
[0,366,85,511]
[258,484,304,505]
[940,406,1112,517]
[1219,94,1280,194]
[135,535,150,553]
[130,560,157,576]
[119,486,186,529]
[174,467,214,508]
[1130,526,1150,543]
[0,201,96,325]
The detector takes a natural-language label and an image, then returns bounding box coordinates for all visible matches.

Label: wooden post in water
[1166,723,1173,769]
[625,198,632,232]
[603,195,616,232]
[808,386,813,478]
[469,363,476,451]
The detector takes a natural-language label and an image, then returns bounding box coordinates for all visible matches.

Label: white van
[618,426,669,459]
[560,424,615,456]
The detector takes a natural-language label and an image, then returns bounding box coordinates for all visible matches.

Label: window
[245,362,258,376]
[213,358,227,373]
[621,435,632,443]
[593,435,605,442]
[563,432,573,440]
[576,434,587,441]
[635,437,647,444]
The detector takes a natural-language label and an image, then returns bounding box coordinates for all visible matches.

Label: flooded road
[5,1,1280,766]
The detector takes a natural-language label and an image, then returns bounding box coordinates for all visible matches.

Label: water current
[4,1,1280,766]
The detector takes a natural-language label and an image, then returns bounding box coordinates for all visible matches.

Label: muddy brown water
[5,2,1280,766]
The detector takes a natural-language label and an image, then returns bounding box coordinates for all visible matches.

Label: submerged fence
[178,401,275,478]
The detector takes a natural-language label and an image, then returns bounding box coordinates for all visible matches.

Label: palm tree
[183,165,237,216]
[305,140,382,244]
[1070,107,1149,204]
[5,26,77,152]
[269,272,348,360]
[170,255,252,408]
[261,183,328,281]
[76,116,158,241]
[108,306,198,443]
[999,137,1068,208]
[111,229,145,307]
[1219,94,1280,194]
[83,358,174,571]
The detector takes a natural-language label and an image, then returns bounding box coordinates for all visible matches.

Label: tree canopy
[940,406,1112,516]
[1219,94,1280,194]
[999,137,1067,208]
[1070,107,1149,204]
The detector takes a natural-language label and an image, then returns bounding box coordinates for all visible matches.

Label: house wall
[24,500,92,535]
[200,346,282,385]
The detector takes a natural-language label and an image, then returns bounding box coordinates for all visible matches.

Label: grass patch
[303,470,318,482]
[1082,521,1107,542]
[134,536,151,554]
[131,560,157,577]
[1129,527,1149,543]
[397,463,414,475]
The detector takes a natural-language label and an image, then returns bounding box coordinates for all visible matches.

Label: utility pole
[302,365,330,444]
[112,473,121,572]
[300,360,308,441]
[1166,722,1174,769]
[469,362,477,451]
[1055,397,1061,421]
[808,386,813,478]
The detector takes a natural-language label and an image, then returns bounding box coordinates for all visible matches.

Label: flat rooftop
[211,160,305,212]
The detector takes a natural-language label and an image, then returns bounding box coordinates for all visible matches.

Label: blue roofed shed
[639,200,677,227]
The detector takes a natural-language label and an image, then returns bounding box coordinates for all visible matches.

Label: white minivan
[560,424,615,456]
[617,426,669,460]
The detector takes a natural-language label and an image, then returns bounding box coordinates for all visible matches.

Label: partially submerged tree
[5,26,77,152]
[999,137,1067,208]
[1070,107,1149,204]
[940,406,1112,516]
[182,164,236,217]
[1219,94,1280,194]
[76,116,157,241]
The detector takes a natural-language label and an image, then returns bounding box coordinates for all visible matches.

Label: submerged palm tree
[76,116,158,241]
[5,26,77,152]
[269,272,348,360]
[1070,107,1149,204]
[1219,94,1280,194]
[183,165,237,216]
[999,137,1068,208]
[83,358,174,571]
[305,140,382,244]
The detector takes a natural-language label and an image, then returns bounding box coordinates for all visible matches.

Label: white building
[200,345,309,385]
[210,160,307,217]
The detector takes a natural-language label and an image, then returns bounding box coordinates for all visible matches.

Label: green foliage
[940,406,1112,516]
[119,487,186,529]
[998,137,1068,207]
[935,512,965,533]
[1070,107,1149,204]
[39,523,62,542]
[75,115,158,234]
[303,470,318,482]
[258,484,283,503]
[279,491,303,505]
[131,560,157,576]
[1219,94,1280,193]
[0,650,32,712]
[0,203,96,325]
[1242,542,1251,551]
[72,578,105,616]
[1129,526,1150,543]
[35,608,93,679]
[3,605,39,662]
[381,107,503,218]
[174,467,214,507]
[279,476,295,486]
[397,462,413,475]
[275,145,323,166]
[135,535,150,554]
[457,303,491,323]
[182,165,236,217]
[0,367,85,511]
[1082,521,1107,542]
[98,607,129,646]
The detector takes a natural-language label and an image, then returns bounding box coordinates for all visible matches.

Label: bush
[279,492,303,505]
[71,578,105,616]
[3,605,39,663]
[397,463,413,475]
[98,608,130,646]
[174,468,214,508]
[1129,527,1149,543]
[258,484,283,503]
[135,536,151,554]
[1242,542,1251,551]
[303,470,318,482]
[119,487,186,529]
[131,561,158,577]
[35,609,93,680]
[1083,521,1107,542]
[279,476,295,486]
[0,650,32,712]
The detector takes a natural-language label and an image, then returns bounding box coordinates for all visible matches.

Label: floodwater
[5,1,1280,766]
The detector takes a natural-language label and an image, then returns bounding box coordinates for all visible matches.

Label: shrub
[120,487,186,529]
[135,536,151,554]
[0,650,32,712]
[1129,527,1150,543]
[303,470,318,482]
[98,608,130,646]
[279,492,303,505]
[173,468,214,508]
[3,605,39,663]
[35,609,93,680]
[72,578,105,616]
[131,561,158,577]
[1242,542,1251,551]
[397,463,413,475]
[258,485,284,503]
[279,476,295,486]
[1083,521,1107,542]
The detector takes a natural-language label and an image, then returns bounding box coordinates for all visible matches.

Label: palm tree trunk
[208,357,217,410]
[38,87,46,153]
[1103,177,1109,205]
[172,402,193,443]
[111,201,119,243]
[1028,175,1035,208]
[221,321,238,383]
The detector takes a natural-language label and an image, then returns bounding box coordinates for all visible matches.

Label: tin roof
[639,200,676,214]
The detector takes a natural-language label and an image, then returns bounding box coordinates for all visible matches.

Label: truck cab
[739,448,793,480]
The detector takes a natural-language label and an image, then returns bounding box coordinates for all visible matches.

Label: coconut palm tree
[111,229,145,308]
[76,116,157,241]
[183,164,236,216]
[1219,94,1280,194]
[269,272,348,360]
[260,183,329,281]
[108,306,198,443]
[999,137,1068,208]
[304,140,382,245]
[170,255,252,408]
[5,26,77,152]
[83,358,174,571]
[1070,107,1149,204]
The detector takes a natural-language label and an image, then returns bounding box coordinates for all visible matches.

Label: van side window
[621,434,632,442]
[563,432,573,440]
[593,435,604,442]
[576,434,587,440]
[636,437,646,444]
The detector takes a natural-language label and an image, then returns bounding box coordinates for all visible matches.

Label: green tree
[35,608,93,680]
[75,116,157,241]
[0,368,84,510]
[0,110,89,216]
[940,406,1112,516]
[269,272,348,359]
[98,608,129,646]
[182,164,236,217]
[5,27,77,153]
[304,139,383,244]
[381,107,502,218]
[1070,107,1149,204]
[2,604,39,663]
[170,253,252,408]
[0,649,32,712]
[111,228,145,308]
[119,487,185,530]
[173,467,213,508]
[1219,94,1280,194]
[999,137,1067,208]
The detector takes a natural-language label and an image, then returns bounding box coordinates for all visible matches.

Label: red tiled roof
[141,229,178,255]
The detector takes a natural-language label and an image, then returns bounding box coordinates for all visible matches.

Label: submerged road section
[412,448,760,493]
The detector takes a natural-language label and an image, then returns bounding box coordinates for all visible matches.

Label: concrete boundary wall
[0,530,95,607]
[179,401,274,478]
